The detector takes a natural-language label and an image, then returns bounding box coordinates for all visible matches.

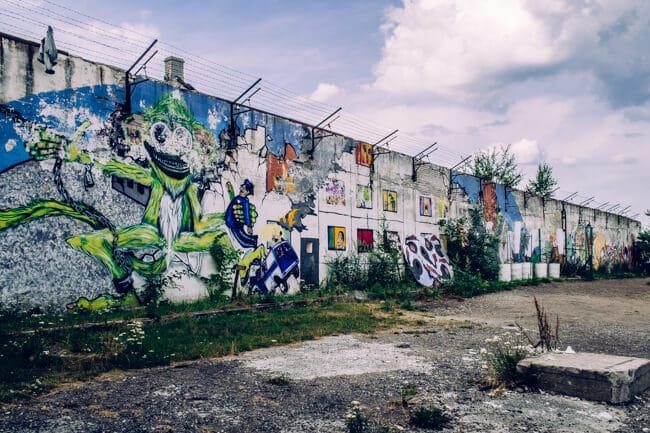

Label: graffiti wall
[0,76,345,310]
[450,170,639,271]
[0,34,641,311]
[0,35,452,311]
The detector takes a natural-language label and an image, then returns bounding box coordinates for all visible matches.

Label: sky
[2,0,649,227]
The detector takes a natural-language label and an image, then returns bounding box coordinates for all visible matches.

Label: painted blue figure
[225,179,258,249]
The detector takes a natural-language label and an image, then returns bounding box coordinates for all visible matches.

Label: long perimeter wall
[0,34,641,311]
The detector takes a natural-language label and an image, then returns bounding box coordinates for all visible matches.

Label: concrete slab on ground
[518,352,650,404]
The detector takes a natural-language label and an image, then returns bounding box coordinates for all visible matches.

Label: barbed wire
[0,0,641,219]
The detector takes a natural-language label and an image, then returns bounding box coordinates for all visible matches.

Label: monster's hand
[25,121,92,163]
[25,128,66,161]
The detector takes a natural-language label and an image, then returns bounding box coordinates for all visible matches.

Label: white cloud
[373,0,557,96]
[371,0,650,108]
[510,138,541,164]
[478,139,540,166]
[310,83,343,102]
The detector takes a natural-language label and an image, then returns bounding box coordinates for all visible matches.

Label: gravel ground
[1,278,649,433]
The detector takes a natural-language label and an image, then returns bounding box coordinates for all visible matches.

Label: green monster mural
[0,93,237,309]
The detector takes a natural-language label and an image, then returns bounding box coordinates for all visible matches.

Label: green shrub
[367,249,402,288]
[409,406,451,430]
[560,258,587,278]
[267,374,291,386]
[326,254,365,291]
[400,383,418,407]
[440,269,487,298]
[441,207,500,281]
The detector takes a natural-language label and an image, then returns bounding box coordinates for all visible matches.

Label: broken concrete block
[517,352,650,404]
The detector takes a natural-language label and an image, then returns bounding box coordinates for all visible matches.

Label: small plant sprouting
[345,401,370,433]
[409,406,451,430]
[379,300,396,312]
[400,383,418,407]
[480,297,562,390]
[267,374,290,386]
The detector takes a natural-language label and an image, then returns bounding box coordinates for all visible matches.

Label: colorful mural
[0,81,337,308]
[385,230,400,251]
[328,226,346,251]
[2,92,235,305]
[383,190,397,212]
[437,199,449,219]
[355,141,373,167]
[357,228,373,253]
[451,170,636,270]
[403,234,453,287]
[482,181,498,226]
[356,184,372,209]
[0,35,641,311]
[325,179,346,206]
[266,143,297,193]
[420,196,432,217]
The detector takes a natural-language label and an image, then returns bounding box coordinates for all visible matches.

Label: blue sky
[2,0,649,226]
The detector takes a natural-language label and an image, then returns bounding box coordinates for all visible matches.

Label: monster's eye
[150,122,170,146]
[172,126,192,152]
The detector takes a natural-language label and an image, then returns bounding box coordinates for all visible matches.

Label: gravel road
[1,278,649,433]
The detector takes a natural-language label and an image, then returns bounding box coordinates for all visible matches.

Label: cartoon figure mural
[1,91,236,307]
[225,180,300,295]
[0,81,312,310]
[247,222,299,295]
[225,179,258,250]
[403,234,453,287]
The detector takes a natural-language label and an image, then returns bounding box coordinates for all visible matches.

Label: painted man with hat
[225,179,259,249]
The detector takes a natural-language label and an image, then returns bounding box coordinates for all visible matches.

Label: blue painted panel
[130,81,230,140]
[236,110,309,156]
[495,183,523,229]
[451,170,523,229]
[450,171,481,202]
[0,85,123,173]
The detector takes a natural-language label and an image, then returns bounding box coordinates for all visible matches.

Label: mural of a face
[140,93,217,183]
[145,121,193,178]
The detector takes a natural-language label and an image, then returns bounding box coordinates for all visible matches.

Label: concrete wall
[0,33,124,101]
[0,33,641,312]
[451,173,640,269]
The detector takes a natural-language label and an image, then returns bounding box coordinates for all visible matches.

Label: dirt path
[432,278,650,328]
[426,278,650,359]
[1,278,649,433]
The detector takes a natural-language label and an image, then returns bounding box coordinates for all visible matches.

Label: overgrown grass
[480,332,529,387]
[439,269,549,299]
[0,302,399,403]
